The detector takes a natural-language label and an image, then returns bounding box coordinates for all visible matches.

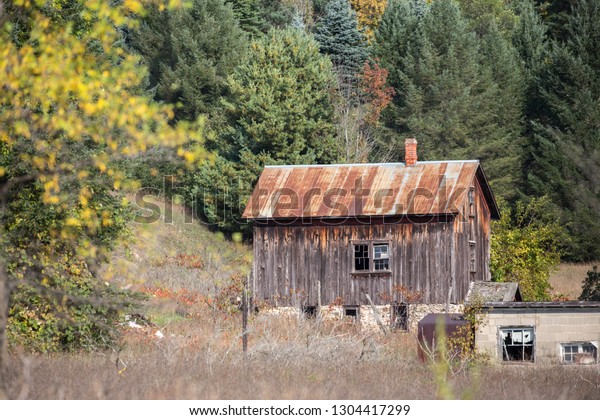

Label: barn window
[343,305,360,322]
[302,305,317,319]
[373,243,390,271]
[391,303,409,331]
[500,327,535,362]
[352,241,391,273]
[468,186,475,218]
[469,241,476,273]
[561,342,598,364]
[354,244,370,271]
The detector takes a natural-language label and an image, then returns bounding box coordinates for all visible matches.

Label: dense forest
[0,0,599,370]
[124,0,599,262]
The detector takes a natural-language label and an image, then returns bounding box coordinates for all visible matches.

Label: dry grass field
[549,262,599,299]
[5,199,600,399]
[5,313,600,399]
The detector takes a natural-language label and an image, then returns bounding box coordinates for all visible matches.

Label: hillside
[103,196,251,325]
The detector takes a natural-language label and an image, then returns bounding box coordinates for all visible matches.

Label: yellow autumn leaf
[45,196,60,205]
[65,217,81,227]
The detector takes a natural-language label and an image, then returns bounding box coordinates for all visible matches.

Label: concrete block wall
[476,309,600,364]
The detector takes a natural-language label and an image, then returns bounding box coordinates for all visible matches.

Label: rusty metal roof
[242,160,500,220]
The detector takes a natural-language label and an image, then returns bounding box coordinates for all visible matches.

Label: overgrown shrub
[491,197,567,300]
[2,180,140,352]
[579,266,600,301]
[7,249,144,352]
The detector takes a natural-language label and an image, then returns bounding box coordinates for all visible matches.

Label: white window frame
[499,326,535,363]
[351,240,391,274]
[560,342,598,364]
[373,243,390,271]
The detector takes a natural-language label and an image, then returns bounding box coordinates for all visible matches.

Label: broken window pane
[501,327,535,362]
[354,244,369,271]
[392,303,408,331]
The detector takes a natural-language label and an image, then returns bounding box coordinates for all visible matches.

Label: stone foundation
[262,303,464,333]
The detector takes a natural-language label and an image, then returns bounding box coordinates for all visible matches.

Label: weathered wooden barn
[242,139,500,310]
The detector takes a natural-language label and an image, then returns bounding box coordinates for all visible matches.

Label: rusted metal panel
[242,161,498,220]
[417,314,470,362]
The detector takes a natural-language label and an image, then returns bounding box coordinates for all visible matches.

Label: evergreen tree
[534,0,573,42]
[188,29,341,235]
[374,0,522,197]
[225,0,293,36]
[456,0,517,36]
[476,23,525,198]
[126,4,172,97]
[223,28,340,163]
[130,0,247,122]
[525,0,600,260]
[373,0,419,104]
[226,0,265,36]
[512,0,549,83]
[313,0,370,76]
[580,266,600,301]
[512,0,549,119]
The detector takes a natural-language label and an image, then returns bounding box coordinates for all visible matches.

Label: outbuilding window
[353,241,390,273]
[561,342,598,364]
[500,327,535,362]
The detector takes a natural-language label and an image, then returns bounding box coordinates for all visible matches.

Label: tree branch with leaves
[0,0,204,398]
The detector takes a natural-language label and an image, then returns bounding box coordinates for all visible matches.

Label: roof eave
[475,165,501,220]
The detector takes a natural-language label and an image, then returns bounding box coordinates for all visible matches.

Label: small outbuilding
[476,301,600,364]
[242,139,500,311]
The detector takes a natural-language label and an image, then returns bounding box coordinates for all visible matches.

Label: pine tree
[476,23,525,198]
[226,0,265,36]
[313,0,370,76]
[374,0,523,198]
[456,0,517,36]
[225,0,293,36]
[512,0,548,81]
[224,28,340,163]
[512,0,549,121]
[373,0,419,103]
[189,29,341,235]
[525,0,600,260]
[130,0,247,122]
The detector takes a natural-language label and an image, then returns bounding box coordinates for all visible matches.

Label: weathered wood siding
[252,177,492,306]
[452,177,492,286]
[253,218,479,306]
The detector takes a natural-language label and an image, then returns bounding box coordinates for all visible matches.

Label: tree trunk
[0,259,10,399]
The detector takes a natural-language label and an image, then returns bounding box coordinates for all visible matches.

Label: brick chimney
[405,138,418,166]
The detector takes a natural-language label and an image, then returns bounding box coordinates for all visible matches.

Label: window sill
[351,270,392,276]
[500,360,535,364]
